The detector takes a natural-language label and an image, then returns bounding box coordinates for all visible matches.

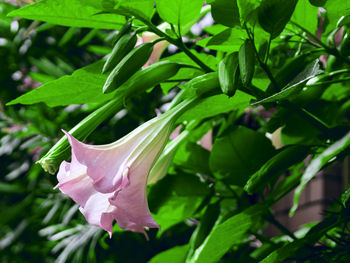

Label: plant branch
[290,21,350,66]
[265,210,297,240]
[244,25,280,92]
[138,18,213,73]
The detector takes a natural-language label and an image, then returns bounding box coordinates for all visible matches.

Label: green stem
[290,21,350,66]
[139,18,212,73]
[281,101,331,132]
[245,25,280,92]
[265,210,297,240]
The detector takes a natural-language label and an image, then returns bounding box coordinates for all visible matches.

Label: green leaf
[290,130,350,216]
[173,142,211,175]
[244,145,310,194]
[239,39,255,87]
[260,216,339,263]
[210,126,275,186]
[148,173,209,232]
[148,244,190,263]
[210,0,240,27]
[106,0,155,22]
[178,92,252,123]
[155,0,205,29]
[291,0,318,34]
[253,60,321,104]
[7,0,125,29]
[237,0,261,25]
[186,203,220,261]
[257,0,298,38]
[190,203,265,263]
[7,61,112,107]
[324,0,350,33]
[341,186,350,207]
[198,28,246,52]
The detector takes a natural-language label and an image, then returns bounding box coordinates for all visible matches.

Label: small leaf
[341,186,350,207]
[290,130,350,216]
[239,39,255,86]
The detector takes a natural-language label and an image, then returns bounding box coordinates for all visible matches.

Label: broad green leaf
[156,0,205,29]
[237,0,261,25]
[291,0,318,34]
[178,91,252,123]
[210,126,275,186]
[257,0,298,38]
[265,51,322,95]
[290,130,350,216]
[7,61,112,107]
[173,142,211,175]
[281,113,321,146]
[203,24,228,35]
[191,203,265,263]
[108,0,155,22]
[210,0,240,27]
[253,60,321,104]
[148,244,190,263]
[198,28,246,52]
[148,173,209,232]
[8,0,125,29]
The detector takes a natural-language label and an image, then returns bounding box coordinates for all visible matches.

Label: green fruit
[117,61,184,95]
[239,39,255,87]
[103,42,155,94]
[218,52,240,97]
[102,32,137,73]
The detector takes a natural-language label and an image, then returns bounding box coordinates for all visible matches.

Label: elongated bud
[239,39,255,87]
[102,32,138,73]
[218,52,241,97]
[38,98,123,174]
[113,20,132,45]
[103,42,155,93]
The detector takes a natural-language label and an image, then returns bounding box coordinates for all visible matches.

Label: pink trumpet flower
[55,99,193,237]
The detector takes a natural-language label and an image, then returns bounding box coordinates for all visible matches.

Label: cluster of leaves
[1,0,350,262]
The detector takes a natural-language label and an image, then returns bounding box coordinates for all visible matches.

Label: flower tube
[55,99,195,237]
